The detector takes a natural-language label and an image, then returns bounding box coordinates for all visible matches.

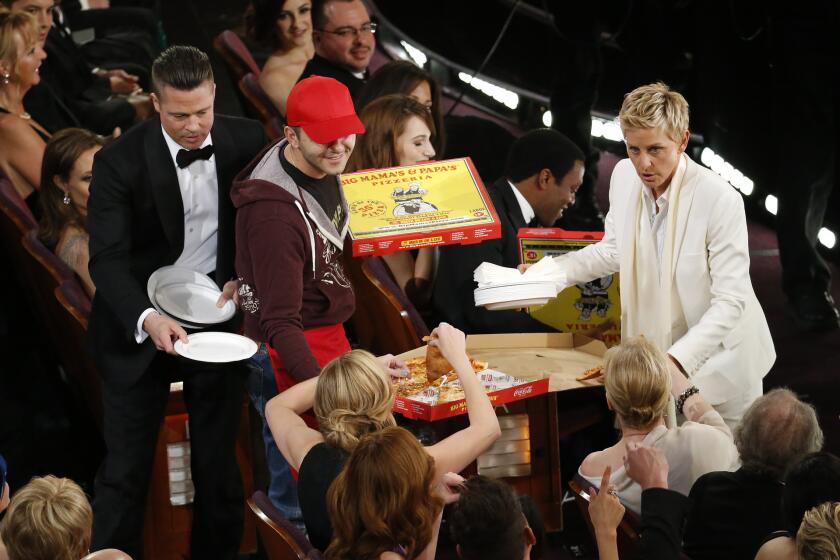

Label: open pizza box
[393,333,608,421]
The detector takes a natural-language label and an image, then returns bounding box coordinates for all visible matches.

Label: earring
[1,73,9,85]
[63,192,71,205]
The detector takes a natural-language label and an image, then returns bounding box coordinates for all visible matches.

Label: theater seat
[54,279,102,429]
[568,473,642,558]
[238,72,284,139]
[344,251,429,356]
[248,490,317,560]
[0,173,38,286]
[213,30,261,82]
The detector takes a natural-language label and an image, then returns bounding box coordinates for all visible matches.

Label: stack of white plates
[147,266,236,329]
[147,266,257,363]
[474,280,558,311]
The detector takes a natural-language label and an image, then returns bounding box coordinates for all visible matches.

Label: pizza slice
[575,365,604,382]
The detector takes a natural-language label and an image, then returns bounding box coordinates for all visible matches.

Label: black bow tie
[176,144,214,168]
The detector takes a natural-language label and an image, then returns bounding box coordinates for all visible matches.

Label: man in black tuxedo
[87,46,266,558]
[300,0,375,98]
[433,128,584,333]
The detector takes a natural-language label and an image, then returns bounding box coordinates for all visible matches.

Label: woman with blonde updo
[266,323,501,551]
[578,336,738,513]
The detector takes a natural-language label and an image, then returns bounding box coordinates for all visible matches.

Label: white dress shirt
[508,180,536,225]
[135,128,220,343]
[642,186,670,272]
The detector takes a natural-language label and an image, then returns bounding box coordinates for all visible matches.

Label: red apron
[268,324,350,479]
[268,323,351,395]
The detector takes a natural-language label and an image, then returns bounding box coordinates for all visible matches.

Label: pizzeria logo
[391,182,438,215]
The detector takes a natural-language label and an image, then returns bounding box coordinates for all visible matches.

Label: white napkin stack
[473,257,568,310]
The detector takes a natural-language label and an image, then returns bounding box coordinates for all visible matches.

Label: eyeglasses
[317,22,377,39]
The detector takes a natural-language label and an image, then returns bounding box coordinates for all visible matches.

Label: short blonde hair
[315,349,397,453]
[603,337,671,430]
[0,9,38,75]
[619,82,689,144]
[797,502,840,559]
[0,475,92,560]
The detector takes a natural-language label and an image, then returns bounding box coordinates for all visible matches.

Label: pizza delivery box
[392,333,607,421]
[519,228,621,347]
[339,157,501,256]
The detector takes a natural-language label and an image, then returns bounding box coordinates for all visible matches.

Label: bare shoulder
[57,226,90,264]
[579,448,609,477]
[379,552,404,560]
[754,536,796,560]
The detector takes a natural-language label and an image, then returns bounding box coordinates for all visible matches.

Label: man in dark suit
[86,46,266,559]
[682,388,824,560]
[300,0,374,98]
[433,128,584,334]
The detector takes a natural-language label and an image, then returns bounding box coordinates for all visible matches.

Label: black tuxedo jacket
[683,468,785,560]
[432,177,550,334]
[87,115,266,387]
[299,54,367,98]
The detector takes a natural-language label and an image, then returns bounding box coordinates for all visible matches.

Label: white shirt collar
[642,184,670,209]
[161,125,214,168]
[507,180,536,225]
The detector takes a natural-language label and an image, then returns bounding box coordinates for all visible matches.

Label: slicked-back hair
[449,476,528,560]
[505,128,584,184]
[151,45,214,95]
[734,388,824,479]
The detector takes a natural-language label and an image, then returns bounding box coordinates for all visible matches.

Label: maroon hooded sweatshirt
[232,139,355,382]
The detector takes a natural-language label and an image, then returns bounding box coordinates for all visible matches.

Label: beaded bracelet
[676,385,700,416]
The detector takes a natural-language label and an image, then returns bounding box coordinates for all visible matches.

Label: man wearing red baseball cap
[230,75,363,524]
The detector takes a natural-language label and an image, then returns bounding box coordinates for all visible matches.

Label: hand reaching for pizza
[428,323,470,373]
[377,353,409,378]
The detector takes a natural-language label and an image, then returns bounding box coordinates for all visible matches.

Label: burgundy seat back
[0,174,37,285]
[213,30,261,82]
[20,229,73,326]
[238,73,284,138]
[343,249,429,356]
[248,490,314,560]
[54,279,102,429]
[569,473,642,558]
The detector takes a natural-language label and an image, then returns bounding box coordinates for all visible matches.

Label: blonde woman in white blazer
[549,83,775,427]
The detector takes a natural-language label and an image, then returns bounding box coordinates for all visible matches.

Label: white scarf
[621,154,689,351]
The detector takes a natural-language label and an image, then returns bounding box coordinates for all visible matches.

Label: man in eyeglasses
[300,0,375,98]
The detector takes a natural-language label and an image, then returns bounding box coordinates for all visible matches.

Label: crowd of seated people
[3,2,840,559]
[266,323,501,551]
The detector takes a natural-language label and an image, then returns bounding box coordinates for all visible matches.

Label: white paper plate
[147,266,222,329]
[156,282,236,325]
[482,298,552,311]
[174,332,258,363]
[474,279,558,290]
[474,283,558,305]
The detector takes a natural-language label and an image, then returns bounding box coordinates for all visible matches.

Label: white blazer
[558,156,775,404]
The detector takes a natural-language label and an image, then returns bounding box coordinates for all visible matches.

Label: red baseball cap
[286,76,365,144]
